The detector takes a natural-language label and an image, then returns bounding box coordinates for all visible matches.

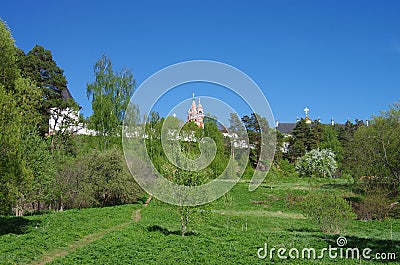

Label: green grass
[1,176,399,264]
[0,204,141,264]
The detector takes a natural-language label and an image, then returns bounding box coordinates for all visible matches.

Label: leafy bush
[295,148,337,178]
[301,192,355,234]
[277,159,298,178]
[58,148,143,209]
[353,188,399,221]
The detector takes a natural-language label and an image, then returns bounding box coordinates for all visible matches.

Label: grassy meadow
[1,176,399,264]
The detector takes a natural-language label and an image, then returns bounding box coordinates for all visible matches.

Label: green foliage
[0,85,22,214]
[338,120,364,174]
[17,45,67,101]
[241,113,274,171]
[319,125,344,164]
[287,119,317,162]
[301,192,355,234]
[0,82,55,215]
[352,101,400,189]
[2,178,399,264]
[13,77,42,126]
[276,159,298,178]
[87,55,136,150]
[18,127,56,214]
[58,148,143,209]
[228,112,246,140]
[0,19,19,90]
[295,148,337,178]
[17,44,75,135]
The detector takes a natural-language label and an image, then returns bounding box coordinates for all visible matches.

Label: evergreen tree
[17,44,77,135]
[287,119,312,162]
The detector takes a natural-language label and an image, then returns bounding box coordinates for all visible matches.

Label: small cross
[304,107,310,116]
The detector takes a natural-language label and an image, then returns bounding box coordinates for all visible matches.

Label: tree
[229,113,246,140]
[17,45,68,102]
[295,148,337,178]
[203,116,229,180]
[0,19,19,91]
[319,125,344,164]
[0,85,22,214]
[18,127,56,215]
[338,120,361,174]
[147,115,214,237]
[0,84,51,216]
[87,55,136,150]
[17,45,75,135]
[241,113,273,170]
[0,19,62,216]
[13,77,42,126]
[352,101,400,190]
[287,119,316,162]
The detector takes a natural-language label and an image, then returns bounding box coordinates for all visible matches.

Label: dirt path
[30,196,152,265]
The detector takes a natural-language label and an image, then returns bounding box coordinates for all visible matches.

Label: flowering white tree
[295,148,337,178]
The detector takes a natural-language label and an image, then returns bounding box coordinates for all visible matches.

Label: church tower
[187,93,204,128]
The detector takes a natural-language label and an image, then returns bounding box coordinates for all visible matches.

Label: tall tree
[241,113,273,170]
[0,84,22,214]
[352,101,400,190]
[87,55,136,150]
[287,119,316,162]
[339,120,364,174]
[17,44,75,135]
[0,19,19,91]
[0,19,59,216]
[18,45,68,102]
[319,125,344,164]
[229,113,246,140]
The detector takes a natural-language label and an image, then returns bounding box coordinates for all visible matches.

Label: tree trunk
[181,216,186,237]
[59,195,64,212]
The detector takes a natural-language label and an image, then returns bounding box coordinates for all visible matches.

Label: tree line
[1,18,399,223]
[0,19,143,216]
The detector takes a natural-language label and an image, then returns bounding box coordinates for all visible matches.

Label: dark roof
[276,123,296,134]
[61,88,73,101]
[276,122,346,134]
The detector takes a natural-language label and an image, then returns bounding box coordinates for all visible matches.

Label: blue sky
[2,0,399,125]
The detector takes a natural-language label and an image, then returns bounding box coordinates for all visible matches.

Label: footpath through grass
[1,177,399,264]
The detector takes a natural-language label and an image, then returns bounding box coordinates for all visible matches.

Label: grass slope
[1,177,399,264]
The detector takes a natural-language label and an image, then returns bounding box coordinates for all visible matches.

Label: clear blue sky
[2,0,399,124]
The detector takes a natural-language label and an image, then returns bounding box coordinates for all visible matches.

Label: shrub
[301,192,355,234]
[353,188,399,221]
[58,148,144,209]
[277,159,298,178]
[295,148,337,178]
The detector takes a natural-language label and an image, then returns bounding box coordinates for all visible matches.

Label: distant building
[275,107,345,135]
[48,88,94,135]
[187,93,204,128]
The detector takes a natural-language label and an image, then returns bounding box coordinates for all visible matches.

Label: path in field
[30,196,152,265]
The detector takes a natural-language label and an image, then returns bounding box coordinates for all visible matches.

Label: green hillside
[1,177,399,264]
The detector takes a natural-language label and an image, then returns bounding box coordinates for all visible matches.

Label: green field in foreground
[1,177,399,264]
